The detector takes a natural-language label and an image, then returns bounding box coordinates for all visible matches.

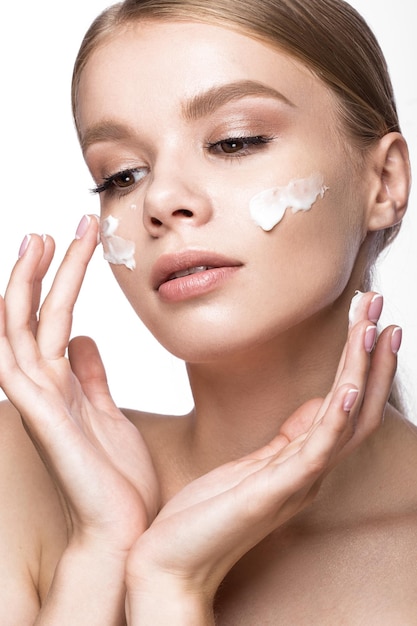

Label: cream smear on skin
[348,290,365,326]
[100,215,136,270]
[249,173,328,231]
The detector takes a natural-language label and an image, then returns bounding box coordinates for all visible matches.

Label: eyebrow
[81,121,135,154]
[80,79,294,153]
[182,79,295,121]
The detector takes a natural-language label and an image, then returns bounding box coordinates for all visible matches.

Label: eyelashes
[205,134,274,156]
[91,167,148,196]
[90,134,275,197]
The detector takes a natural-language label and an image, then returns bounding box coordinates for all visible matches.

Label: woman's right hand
[0,215,159,559]
[124,292,399,625]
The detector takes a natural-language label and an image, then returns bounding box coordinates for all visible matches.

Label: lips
[167,265,215,281]
[152,250,242,297]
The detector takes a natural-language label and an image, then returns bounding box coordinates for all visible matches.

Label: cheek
[285,200,362,296]
[99,187,142,220]
[100,214,137,270]
[248,173,365,315]
[248,173,328,231]
[98,186,149,271]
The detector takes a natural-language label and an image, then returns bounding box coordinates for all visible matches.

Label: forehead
[76,20,337,135]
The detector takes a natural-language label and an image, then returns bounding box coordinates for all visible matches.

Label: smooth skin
[0,19,415,626]
[0,222,402,624]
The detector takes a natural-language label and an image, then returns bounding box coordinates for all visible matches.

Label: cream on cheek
[249,173,329,231]
[100,215,136,270]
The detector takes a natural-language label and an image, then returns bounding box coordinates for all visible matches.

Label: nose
[142,159,213,236]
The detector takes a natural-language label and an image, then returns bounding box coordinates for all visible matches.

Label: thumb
[279,398,323,442]
[68,336,116,412]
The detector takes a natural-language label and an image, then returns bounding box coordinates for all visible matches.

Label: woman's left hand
[125,294,400,623]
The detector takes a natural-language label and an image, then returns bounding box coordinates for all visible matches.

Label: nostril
[149,209,194,227]
[173,209,193,218]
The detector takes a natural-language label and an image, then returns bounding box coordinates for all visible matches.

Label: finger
[36,215,100,360]
[30,235,56,335]
[313,318,376,430]
[341,324,400,454]
[259,297,386,465]
[4,234,49,368]
[231,317,377,466]
[0,294,44,419]
[219,386,357,510]
[321,291,384,412]
[251,398,323,462]
[348,290,384,329]
[214,384,359,555]
[68,336,116,414]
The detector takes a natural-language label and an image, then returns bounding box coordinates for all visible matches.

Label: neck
[185,300,348,472]
[181,307,410,533]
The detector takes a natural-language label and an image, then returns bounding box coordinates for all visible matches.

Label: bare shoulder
[217,409,417,624]
[0,400,66,624]
[122,406,192,445]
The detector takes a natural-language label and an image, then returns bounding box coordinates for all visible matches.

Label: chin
[153,322,281,366]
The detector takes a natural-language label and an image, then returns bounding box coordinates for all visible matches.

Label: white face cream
[249,173,328,231]
[100,215,136,270]
[348,290,365,326]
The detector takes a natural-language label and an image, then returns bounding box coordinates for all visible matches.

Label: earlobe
[366,132,411,232]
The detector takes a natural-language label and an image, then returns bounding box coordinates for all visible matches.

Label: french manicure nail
[343,388,359,412]
[368,294,383,323]
[391,327,402,354]
[18,235,31,258]
[365,325,377,352]
[75,215,91,240]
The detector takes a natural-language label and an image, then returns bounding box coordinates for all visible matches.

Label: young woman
[0,0,415,623]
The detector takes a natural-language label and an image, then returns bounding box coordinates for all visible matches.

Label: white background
[0,1,415,416]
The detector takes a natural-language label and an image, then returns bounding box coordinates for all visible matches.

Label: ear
[366,132,411,232]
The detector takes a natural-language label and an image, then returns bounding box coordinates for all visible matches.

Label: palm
[0,226,159,552]
[36,338,158,548]
[129,399,326,592]
[128,313,398,599]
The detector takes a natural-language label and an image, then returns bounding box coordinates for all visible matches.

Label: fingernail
[93,214,101,244]
[365,325,377,352]
[18,234,31,258]
[343,388,359,412]
[391,327,402,354]
[368,294,383,323]
[75,215,91,239]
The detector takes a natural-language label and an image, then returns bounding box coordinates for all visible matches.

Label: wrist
[125,533,218,623]
[126,577,215,626]
[35,542,128,625]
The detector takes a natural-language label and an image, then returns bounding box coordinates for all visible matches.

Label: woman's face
[77,20,370,361]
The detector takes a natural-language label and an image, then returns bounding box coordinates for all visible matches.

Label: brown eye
[92,167,148,196]
[219,139,245,153]
[112,171,137,188]
[206,135,272,158]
